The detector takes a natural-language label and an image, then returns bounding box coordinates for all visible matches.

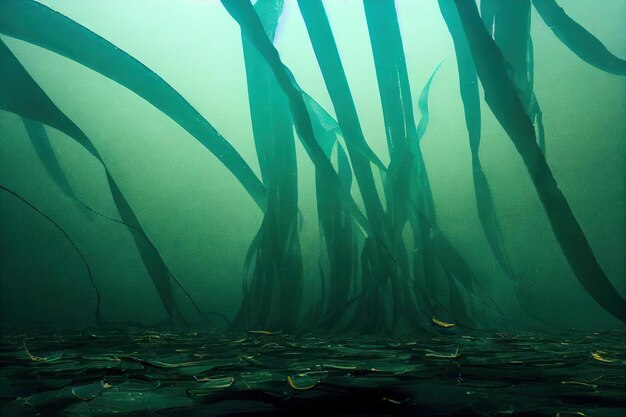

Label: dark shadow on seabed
[0,326,625,416]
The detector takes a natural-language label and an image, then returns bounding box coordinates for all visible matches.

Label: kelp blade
[0,38,189,325]
[298,0,387,235]
[22,118,77,201]
[532,0,626,76]
[451,0,626,323]
[237,0,303,331]
[438,0,517,279]
[0,0,267,209]
[221,0,372,235]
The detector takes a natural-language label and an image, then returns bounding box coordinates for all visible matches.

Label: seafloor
[0,327,624,416]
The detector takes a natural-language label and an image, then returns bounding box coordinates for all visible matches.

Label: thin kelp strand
[31,155,213,326]
[0,183,102,325]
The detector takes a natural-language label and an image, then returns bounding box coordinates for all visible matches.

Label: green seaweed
[236,0,303,331]
[438,0,517,280]
[0,0,267,209]
[221,0,371,235]
[0,0,622,337]
[450,0,626,323]
[362,0,433,330]
[481,0,533,106]
[0,38,205,326]
[298,0,386,234]
[532,0,626,76]
[363,0,478,329]
[480,0,546,155]
[310,100,357,332]
[299,0,400,333]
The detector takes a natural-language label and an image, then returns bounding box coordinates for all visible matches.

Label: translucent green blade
[221,0,372,235]
[0,0,267,209]
[0,39,191,325]
[532,0,626,76]
[439,0,517,280]
[451,0,626,323]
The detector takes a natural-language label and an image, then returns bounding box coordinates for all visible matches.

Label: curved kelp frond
[450,0,626,323]
[221,0,371,235]
[0,0,267,210]
[22,122,217,326]
[532,0,626,76]
[0,183,102,324]
[0,39,207,326]
[21,119,199,316]
[415,62,443,144]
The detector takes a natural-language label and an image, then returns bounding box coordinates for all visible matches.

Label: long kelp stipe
[0,0,624,333]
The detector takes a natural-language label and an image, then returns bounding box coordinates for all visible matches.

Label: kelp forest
[0,0,625,416]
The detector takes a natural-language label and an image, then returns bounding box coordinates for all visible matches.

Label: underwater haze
[0,0,625,416]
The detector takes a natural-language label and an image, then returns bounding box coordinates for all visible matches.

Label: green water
[0,0,625,415]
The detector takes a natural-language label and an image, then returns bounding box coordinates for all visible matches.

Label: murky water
[1,0,625,415]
